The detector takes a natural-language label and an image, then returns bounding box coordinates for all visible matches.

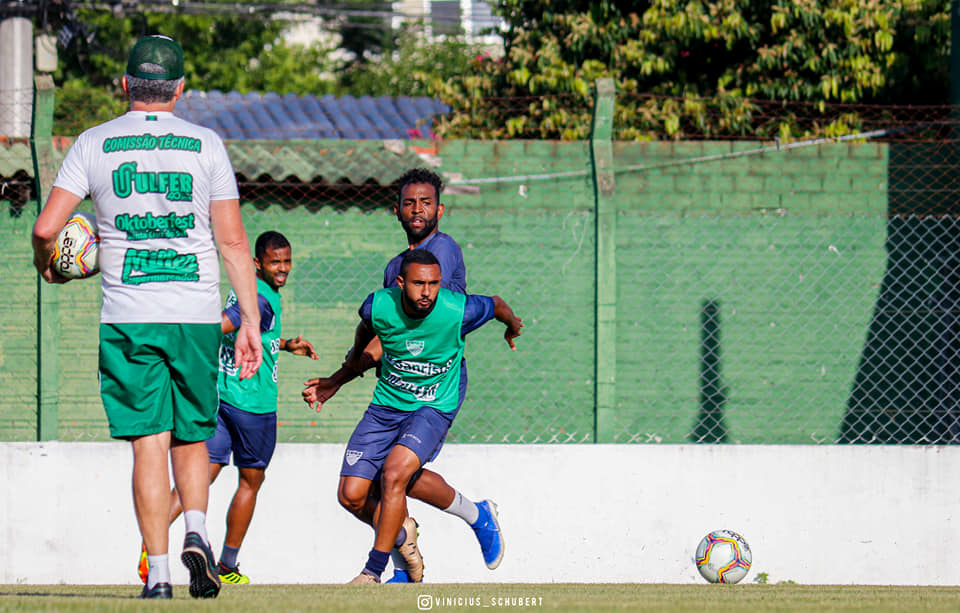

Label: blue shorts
[206,401,277,469]
[340,404,456,481]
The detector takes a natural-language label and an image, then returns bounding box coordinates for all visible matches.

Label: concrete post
[0,13,33,137]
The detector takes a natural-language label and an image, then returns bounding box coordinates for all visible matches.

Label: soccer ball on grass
[695,529,752,584]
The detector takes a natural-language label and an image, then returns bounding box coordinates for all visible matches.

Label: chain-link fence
[0,86,32,139]
[3,87,960,444]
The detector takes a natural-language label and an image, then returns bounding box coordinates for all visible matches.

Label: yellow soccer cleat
[137,543,148,584]
[217,561,250,585]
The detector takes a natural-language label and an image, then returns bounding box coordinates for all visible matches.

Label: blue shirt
[224,293,275,333]
[383,231,466,294]
[359,293,495,336]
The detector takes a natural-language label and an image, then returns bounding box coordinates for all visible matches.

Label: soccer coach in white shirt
[32,34,262,600]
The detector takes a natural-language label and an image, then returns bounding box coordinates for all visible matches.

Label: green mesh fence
[4,93,960,444]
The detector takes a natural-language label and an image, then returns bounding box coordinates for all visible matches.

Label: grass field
[2,584,959,613]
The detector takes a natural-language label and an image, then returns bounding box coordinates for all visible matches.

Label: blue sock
[363,549,390,578]
[394,527,407,548]
[220,545,240,569]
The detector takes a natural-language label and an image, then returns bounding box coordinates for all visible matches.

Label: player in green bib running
[137,231,317,586]
[304,169,506,582]
[342,249,523,584]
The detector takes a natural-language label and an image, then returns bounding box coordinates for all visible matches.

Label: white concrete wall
[1,442,958,585]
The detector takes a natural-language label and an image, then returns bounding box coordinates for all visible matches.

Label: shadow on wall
[841,135,960,443]
[691,299,729,443]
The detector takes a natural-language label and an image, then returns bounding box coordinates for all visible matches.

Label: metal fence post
[32,74,58,441]
[591,78,616,443]
[951,1,960,106]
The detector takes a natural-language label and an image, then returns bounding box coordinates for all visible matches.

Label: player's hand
[302,377,342,412]
[35,252,72,284]
[286,334,319,359]
[40,268,72,284]
[234,323,263,380]
[504,316,523,351]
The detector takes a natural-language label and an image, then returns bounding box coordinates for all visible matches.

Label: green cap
[126,35,184,80]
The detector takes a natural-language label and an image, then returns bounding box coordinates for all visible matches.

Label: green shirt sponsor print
[122,248,199,284]
[102,133,202,153]
[115,212,196,240]
[112,162,193,201]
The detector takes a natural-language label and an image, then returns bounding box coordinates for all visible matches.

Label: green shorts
[99,322,221,442]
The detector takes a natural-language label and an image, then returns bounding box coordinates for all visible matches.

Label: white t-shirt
[53,110,239,324]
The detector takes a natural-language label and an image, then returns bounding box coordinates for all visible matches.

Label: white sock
[183,509,209,543]
[146,554,170,588]
[444,491,480,525]
[390,548,408,571]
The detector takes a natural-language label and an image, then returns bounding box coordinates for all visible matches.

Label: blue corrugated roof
[176,90,450,140]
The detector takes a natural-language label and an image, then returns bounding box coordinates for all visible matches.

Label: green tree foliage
[431,0,952,140]
[47,1,953,141]
[50,3,487,135]
[341,25,488,97]
[335,0,399,67]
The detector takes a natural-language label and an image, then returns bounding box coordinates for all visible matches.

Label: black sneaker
[138,582,172,599]
[181,532,221,599]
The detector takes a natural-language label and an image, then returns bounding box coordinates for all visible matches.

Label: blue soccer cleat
[385,569,411,583]
[470,500,504,570]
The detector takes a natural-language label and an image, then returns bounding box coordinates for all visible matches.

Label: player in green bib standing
[342,248,523,584]
[140,231,318,585]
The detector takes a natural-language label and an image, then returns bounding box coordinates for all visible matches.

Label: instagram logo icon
[417,594,433,610]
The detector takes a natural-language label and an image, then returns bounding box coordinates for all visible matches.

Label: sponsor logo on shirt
[112,161,193,202]
[383,372,440,401]
[384,354,453,377]
[219,344,238,377]
[115,212,196,240]
[121,248,199,284]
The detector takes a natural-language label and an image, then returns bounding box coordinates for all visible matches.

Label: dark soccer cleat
[471,500,504,570]
[137,582,172,599]
[181,532,221,599]
[218,560,250,585]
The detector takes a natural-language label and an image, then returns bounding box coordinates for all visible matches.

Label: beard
[402,293,435,318]
[401,214,438,244]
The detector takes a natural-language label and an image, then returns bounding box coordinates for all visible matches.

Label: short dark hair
[400,248,440,277]
[255,231,291,259]
[125,75,183,105]
[396,168,443,205]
